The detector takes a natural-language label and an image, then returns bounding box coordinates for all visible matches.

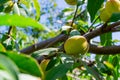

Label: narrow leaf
[32,0,41,20]
[0,14,45,30]
[100,32,112,46]
[103,61,114,70]
[82,61,102,80]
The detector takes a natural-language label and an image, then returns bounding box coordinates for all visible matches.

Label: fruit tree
[0,0,120,80]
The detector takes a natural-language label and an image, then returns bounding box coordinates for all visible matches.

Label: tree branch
[84,21,120,41]
[20,21,120,56]
[89,44,120,55]
[20,34,68,54]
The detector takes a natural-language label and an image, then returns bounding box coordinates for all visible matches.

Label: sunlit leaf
[0,14,45,30]
[0,43,6,52]
[0,53,19,80]
[103,61,114,70]
[19,73,41,80]
[40,59,50,80]
[0,70,16,80]
[19,0,31,8]
[32,0,41,20]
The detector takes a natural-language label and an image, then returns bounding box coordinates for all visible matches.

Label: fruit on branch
[65,0,77,5]
[64,35,89,55]
[100,9,111,22]
[105,0,120,13]
[100,0,120,22]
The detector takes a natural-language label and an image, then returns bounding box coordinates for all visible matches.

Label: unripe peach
[100,0,120,22]
[64,36,89,55]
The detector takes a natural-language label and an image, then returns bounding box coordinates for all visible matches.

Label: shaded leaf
[46,57,59,71]
[100,32,112,46]
[45,63,72,80]
[82,61,102,80]
[1,52,41,77]
[87,0,104,22]
[112,56,119,67]
[0,0,9,5]
[110,13,120,22]
[0,5,4,12]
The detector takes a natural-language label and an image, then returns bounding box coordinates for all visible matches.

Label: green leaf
[87,0,104,22]
[32,0,41,20]
[110,13,120,22]
[45,63,72,80]
[1,52,41,77]
[82,61,102,80]
[0,14,45,30]
[112,56,119,67]
[0,0,9,5]
[0,5,4,12]
[31,48,59,58]
[19,0,31,8]
[100,32,112,46]
[46,57,59,71]
[0,53,19,80]
[103,61,114,70]
[0,70,16,80]
[0,43,6,52]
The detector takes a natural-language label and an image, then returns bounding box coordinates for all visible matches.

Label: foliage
[0,0,120,80]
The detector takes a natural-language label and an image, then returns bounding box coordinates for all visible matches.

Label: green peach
[64,36,89,55]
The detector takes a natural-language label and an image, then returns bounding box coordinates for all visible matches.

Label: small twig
[88,16,100,31]
[17,0,21,4]
[71,5,79,27]
[84,21,120,41]
[7,26,13,38]
[75,10,85,19]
